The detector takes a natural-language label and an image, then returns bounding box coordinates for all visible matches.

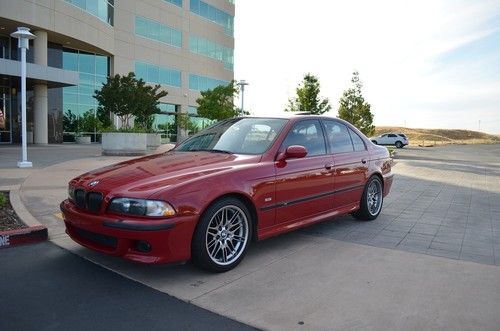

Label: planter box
[76,136,91,144]
[146,133,161,150]
[101,132,147,156]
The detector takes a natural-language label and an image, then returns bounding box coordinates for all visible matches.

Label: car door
[379,134,389,144]
[387,133,398,145]
[274,120,334,224]
[323,120,369,210]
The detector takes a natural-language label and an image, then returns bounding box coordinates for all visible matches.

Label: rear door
[322,120,369,209]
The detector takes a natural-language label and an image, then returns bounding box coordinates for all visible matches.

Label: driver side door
[274,120,334,224]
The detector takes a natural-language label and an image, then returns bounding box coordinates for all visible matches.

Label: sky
[234,0,500,134]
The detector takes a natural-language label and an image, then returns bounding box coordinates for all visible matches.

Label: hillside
[374,127,500,145]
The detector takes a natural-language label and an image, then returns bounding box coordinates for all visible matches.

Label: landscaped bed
[0,191,26,232]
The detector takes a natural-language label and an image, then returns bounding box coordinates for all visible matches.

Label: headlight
[108,198,176,217]
[68,186,75,201]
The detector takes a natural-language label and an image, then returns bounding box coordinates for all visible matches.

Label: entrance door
[0,86,12,143]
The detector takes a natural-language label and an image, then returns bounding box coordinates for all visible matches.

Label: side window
[323,121,354,154]
[348,128,366,151]
[388,134,397,138]
[281,120,326,156]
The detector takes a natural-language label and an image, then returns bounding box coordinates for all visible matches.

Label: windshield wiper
[188,149,232,154]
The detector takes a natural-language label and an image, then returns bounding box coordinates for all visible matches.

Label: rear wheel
[192,197,252,272]
[395,141,403,148]
[353,176,383,221]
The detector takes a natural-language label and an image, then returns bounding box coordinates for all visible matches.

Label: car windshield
[175,118,288,155]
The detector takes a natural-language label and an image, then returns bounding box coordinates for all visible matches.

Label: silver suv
[370,133,409,148]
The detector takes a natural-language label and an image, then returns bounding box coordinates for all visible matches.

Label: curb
[0,186,48,249]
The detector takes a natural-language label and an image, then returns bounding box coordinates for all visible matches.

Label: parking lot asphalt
[0,241,256,331]
[2,143,500,330]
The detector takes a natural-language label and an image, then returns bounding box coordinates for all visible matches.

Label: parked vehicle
[370,133,409,148]
[61,116,394,272]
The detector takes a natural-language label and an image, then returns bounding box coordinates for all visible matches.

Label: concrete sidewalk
[2,144,500,330]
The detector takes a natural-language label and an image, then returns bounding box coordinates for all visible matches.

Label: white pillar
[33,30,48,144]
[33,84,48,144]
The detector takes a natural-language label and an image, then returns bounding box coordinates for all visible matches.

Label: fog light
[135,240,151,253]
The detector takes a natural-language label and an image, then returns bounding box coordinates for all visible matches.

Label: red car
[61,116,393,272]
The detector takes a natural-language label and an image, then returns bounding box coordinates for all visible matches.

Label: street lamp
[236,79,249,115]
[11,27,35,168]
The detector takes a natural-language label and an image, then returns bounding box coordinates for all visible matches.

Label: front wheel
[395,141,403,148]
[192,197,252,272]
[353,176,384,221]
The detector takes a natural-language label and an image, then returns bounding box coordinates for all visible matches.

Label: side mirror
[277,145,308,161]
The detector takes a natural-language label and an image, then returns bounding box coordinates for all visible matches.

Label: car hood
[70,151,260,198]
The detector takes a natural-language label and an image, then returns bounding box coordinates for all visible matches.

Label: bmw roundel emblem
[89,180,99,187]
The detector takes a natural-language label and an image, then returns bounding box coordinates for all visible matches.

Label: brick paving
[302,144,500,266]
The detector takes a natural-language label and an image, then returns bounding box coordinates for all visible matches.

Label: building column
[33,30,48,144]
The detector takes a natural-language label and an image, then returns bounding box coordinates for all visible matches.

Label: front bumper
[60,199,197,264]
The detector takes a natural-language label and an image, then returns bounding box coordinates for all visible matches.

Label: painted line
[54,212,64,220]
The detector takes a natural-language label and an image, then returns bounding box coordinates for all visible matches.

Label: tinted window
[388,134,397,138]
[323,121,354,154]
[348,128,366,151]
[281,120,326,156]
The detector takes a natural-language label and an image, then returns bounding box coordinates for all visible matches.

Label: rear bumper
[60,199,197,264]
[383,173,394,197]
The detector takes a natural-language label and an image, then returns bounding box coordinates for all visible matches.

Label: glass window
[64,0,114,26]
[79,52,95,74]
[135,16,182,48]
[164,0,182,7]
[176,118,288,155]
[323,121,354,154]
[188,74,228,91]
[281,120,326,156]
[189,34,234,70]
[63,50,78,71]
[135,62,148,81]
[147,64,159,83]
[63,48,109,122]
[190,0,234,36]
[348,128,366,151]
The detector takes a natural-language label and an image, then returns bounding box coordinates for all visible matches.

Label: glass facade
[65,0,114,25]
[190,35,233,70]
[190,0,234,36]
[135,16,182,48]
[62,49,109,121]
[164,0,182,7]
[189,74,228,91]
[135,62,181,88]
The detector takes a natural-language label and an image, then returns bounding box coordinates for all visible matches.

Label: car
[370,132,408,148]
[61,115,394,272]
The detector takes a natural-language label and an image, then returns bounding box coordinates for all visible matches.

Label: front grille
[87,192,103,213]
[75,227,117,249]
[73,189,103,213]
[75,189,86,209]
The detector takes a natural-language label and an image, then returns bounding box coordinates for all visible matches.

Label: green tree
[93,72,168,130]
[338,71,375,136]
[285,73,331,114]
[196,81,239,121]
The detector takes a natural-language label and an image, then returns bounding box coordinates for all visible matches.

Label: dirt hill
[374,127,500,145]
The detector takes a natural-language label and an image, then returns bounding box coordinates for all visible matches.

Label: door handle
[361,159,367,164]
[325,163,334,170]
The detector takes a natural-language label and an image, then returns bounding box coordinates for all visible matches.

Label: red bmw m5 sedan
[61,115,393,272]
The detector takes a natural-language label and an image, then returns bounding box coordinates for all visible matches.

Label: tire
[395,141,403,148]
[191,197,252,272]
[353,176,384,221]
[372,140,378,145]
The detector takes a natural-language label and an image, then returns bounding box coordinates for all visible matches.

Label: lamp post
[11,27,35,168]
[236,79,249,115]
